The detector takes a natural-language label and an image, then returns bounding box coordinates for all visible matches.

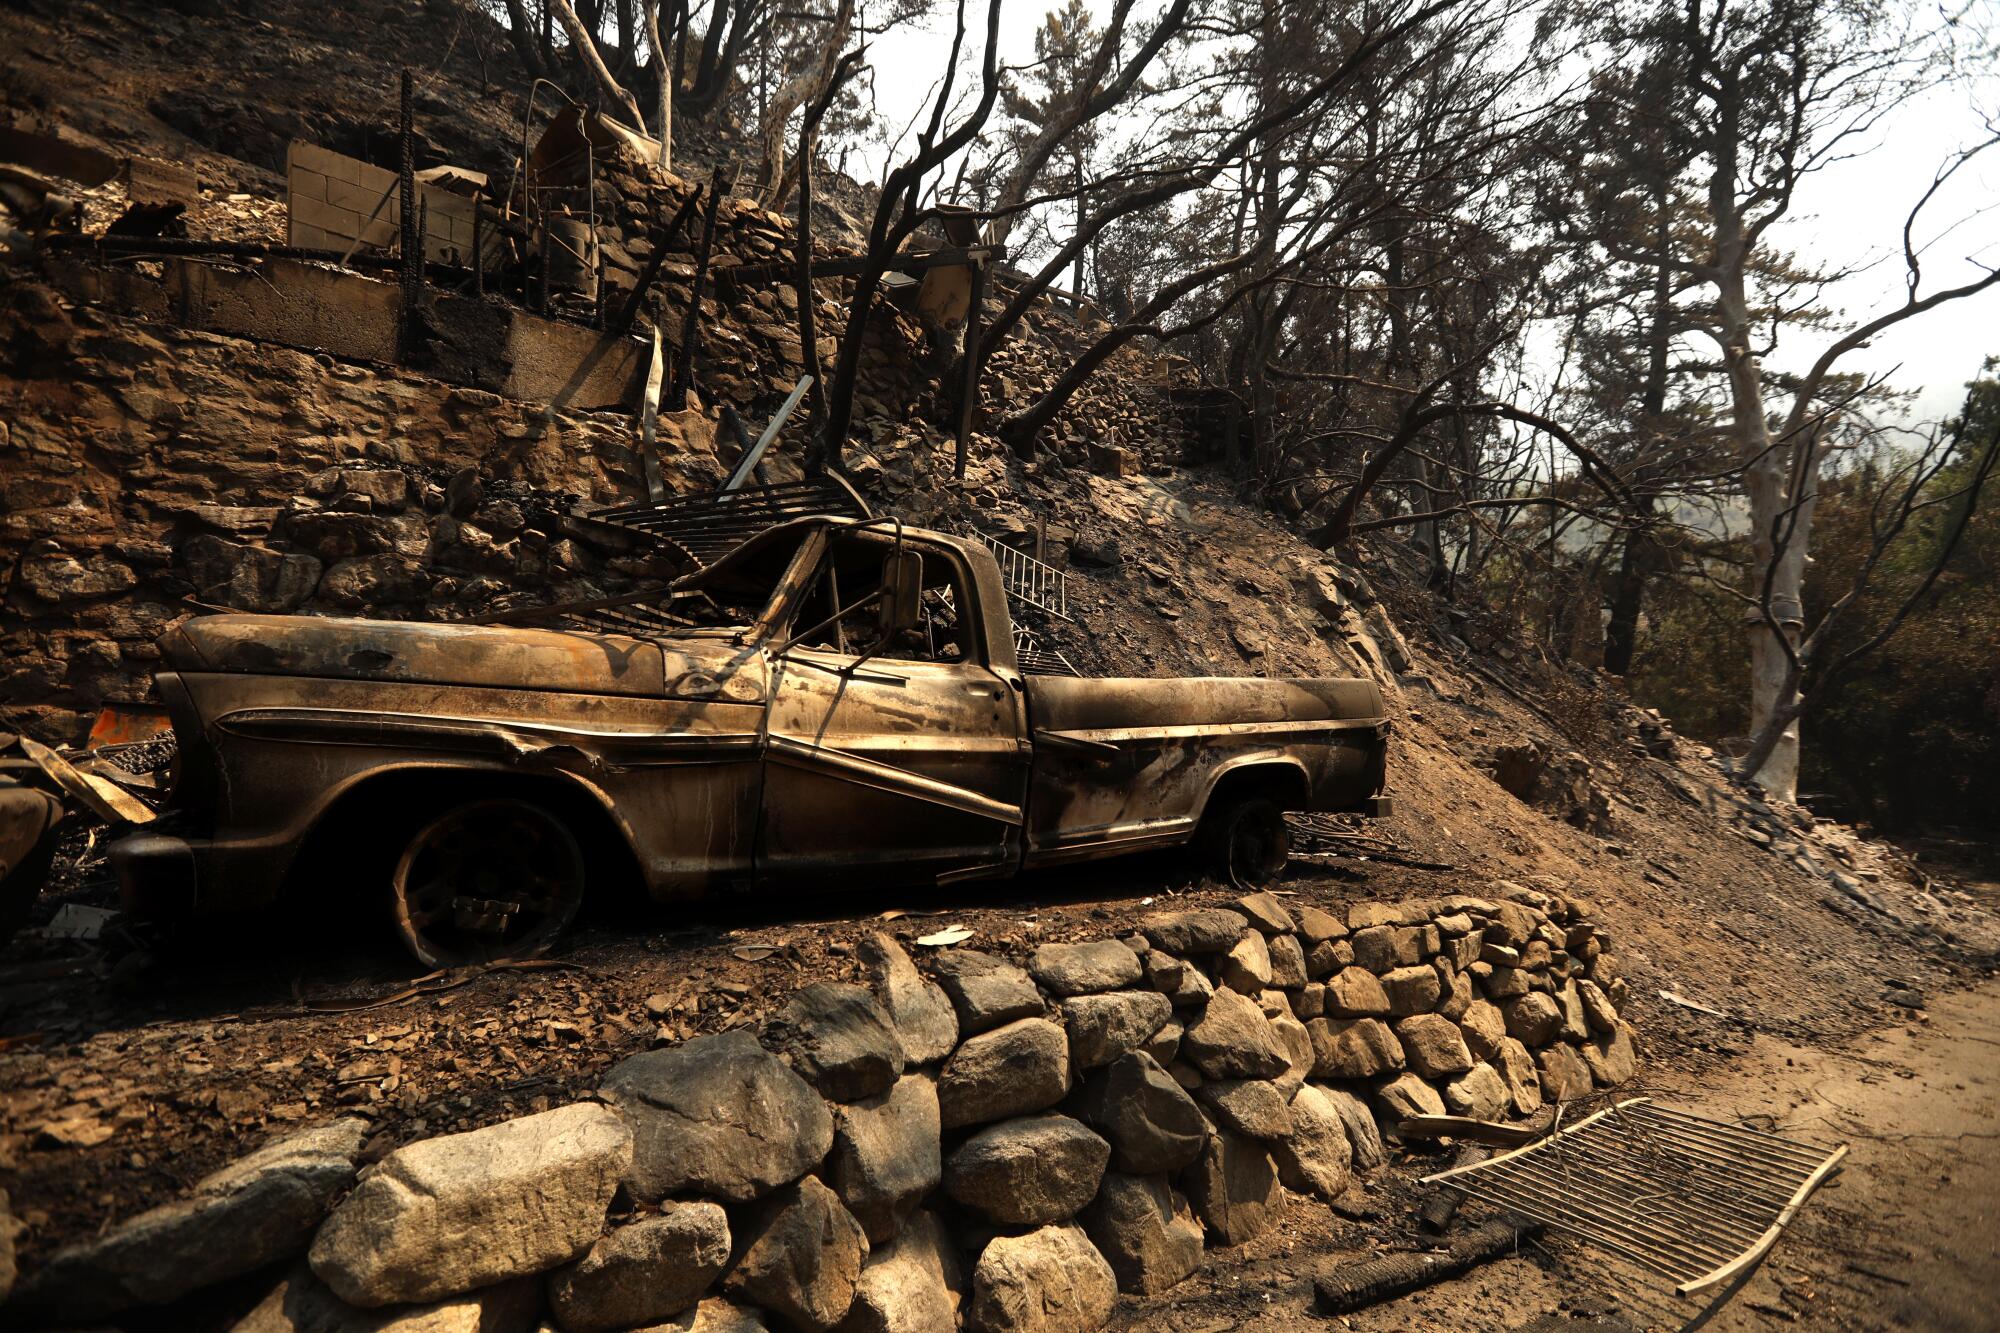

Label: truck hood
[158,614,765,704]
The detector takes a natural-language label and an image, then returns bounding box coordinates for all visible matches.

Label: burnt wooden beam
[609,185,704,338]
[954,257,989,480]
[671,177,724,410]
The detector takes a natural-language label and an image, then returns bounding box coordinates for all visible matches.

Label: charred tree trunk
[502,0,549,79]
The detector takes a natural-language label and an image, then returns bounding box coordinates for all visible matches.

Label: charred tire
[390,797,586,969]
[1198,794,1289,890]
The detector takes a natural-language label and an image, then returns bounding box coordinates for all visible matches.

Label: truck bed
[1021,674,1389,865]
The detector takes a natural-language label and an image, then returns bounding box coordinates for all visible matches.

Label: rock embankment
[6,884,1632,1331]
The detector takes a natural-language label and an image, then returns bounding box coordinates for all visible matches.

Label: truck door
[758,532,1030,883]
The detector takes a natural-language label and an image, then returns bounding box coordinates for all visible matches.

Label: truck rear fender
[1196,757,1312,824]
[283,763,647,910]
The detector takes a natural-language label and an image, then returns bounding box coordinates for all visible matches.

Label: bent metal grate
[1421,1097,1848,1298]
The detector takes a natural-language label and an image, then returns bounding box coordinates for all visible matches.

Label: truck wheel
[1200,794,1290,890]
[390,798,586,969]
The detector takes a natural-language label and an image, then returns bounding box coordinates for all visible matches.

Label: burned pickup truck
[112,516,1391,965]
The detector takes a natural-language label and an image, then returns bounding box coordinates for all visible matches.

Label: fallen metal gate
[1421,1097,1847,1298]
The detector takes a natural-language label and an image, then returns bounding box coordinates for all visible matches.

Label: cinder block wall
[286,141,498,269]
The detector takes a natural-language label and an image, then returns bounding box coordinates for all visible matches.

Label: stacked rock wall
[0,287,727,742]
[6,884,1635,1331]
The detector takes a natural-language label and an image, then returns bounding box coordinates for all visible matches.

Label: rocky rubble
[5,898,1633,1330]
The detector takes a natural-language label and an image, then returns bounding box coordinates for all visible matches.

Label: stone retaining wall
[5,884,1635,1331]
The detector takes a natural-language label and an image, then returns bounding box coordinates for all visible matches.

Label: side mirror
[876,550,924,642]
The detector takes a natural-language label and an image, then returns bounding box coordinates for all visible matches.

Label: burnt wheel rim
[391,799,584,968]
[1225,807,1289,889]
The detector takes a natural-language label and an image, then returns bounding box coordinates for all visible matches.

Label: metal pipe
[1454,1182,1724,1281]
[1595,1106,1821,1177]
[1520,1136,1785,1230]
[1455,1175,1737,1274]
[1536,1112,1808,1208]
[1491,1153,1770,1247]
[1640,1104,1836,1156]
[1633,1107,1832,1165]
[1487,1154,1767,1252]
[1607,1112,1827,1178]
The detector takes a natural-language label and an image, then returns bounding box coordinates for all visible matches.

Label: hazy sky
[839,0,2000,426]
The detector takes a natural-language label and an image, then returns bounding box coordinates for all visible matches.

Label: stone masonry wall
[5,884,1636,1331]
[0,286,734,742]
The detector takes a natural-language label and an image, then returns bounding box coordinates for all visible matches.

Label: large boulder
[601,1030,834,1204]
[1068,1051,1209,1174]
[1458,1000,1507,1061]
[1267,1010,1315,1097]
[1180,1122,1281,1246]
[1496,1037,1544,1116]
[1442,1064,1511,1122]
[1394,1014,1474,1079]
[1536,1042,1594,1102]
[965,1226,1117,1333]
[723,1177,869,1333]
[1234,891,1296,934]
[1481,899,1540,947]
[1380,965,1442,1016]
[1323,966,1390,1017]
[1081,1174,1204,1295]
[1436,961,1474,1020]
[929,950,1045,1034]
[1317,1085,1386,1171]
[1349,924,1423,972]
[1060,990,1173,1068]
[764,984,906,1102]
[1306,1017,1404,1079]
[1373,1071,1446,1121]
[230,1266,541,1333]
[1271,1084,1354,1202]
[943,1115,1111,1226]
[1293,905,1346,945]
[1030,940,1143,995]
[1181,989,1292,1080]
[1582,1022,1639,1086]
[180,536,320,613]
[1138,909,1247,955]
[310,1105,629,1307]
[1218,930,1273,993]
[1556,982,1592,1042]
[1194,1080,1293,1141]
[829,1074,941,1244]
[859,933,960,1064]
[19,1119,368,1322]
[1266,933,1308,988]
[1144,950,1214,1007]
[546,1204,731,1331]
[1577,979,1619,1035]
[1502,993,1565,1047]
[835,1211,963,1333]
[937,1017,1070,1129]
